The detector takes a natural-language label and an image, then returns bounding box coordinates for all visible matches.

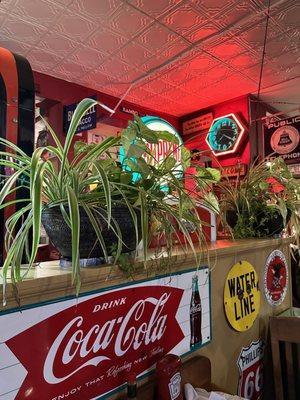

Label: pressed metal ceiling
[0,0,299,116]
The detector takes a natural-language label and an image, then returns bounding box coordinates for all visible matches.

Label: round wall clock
[206,113,245,157]
[270,125,299,154]
[208,117,238,152]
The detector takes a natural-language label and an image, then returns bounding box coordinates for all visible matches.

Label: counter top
[0,237,292,310]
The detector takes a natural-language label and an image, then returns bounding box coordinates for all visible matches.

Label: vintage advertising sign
[264,250,288,306]
[222,163,247,178]
[224,261,260,332]
[63,96,97,134]
[0,268,211,400]
[237,339,265,400]
[120,116,183,183]
[264,115,300,165]
[182,113,213,135]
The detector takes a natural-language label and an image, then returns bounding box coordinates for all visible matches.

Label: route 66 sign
[237,339,265,399]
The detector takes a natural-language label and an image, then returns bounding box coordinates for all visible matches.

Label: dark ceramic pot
[41,205,140,260]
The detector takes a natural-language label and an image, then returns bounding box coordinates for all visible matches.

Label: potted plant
[0,99,221,304]
[217,158,300,239]
[116,115,221,272]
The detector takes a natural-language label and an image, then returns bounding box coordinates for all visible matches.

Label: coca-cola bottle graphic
[190,275,202,348]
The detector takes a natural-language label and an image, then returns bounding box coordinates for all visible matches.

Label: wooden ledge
[0,237,293,310]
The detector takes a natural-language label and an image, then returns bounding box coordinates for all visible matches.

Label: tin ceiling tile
[160,37,190,59]
[0,37,31,54]
[80,69,115,86]
[38,32,77,55]
[181,54,216,75]
[129,0,182,18]
[130,85,157,100]
[52,62,90,79]
[110,4,153,38]
[137,23,180,52]
[230,52,259,68]
[49,0,73,5]
[1,16,47,42]
[187,25,218,43]
[210,40,248,61]
[13,0,64,27]
[71,0,123,20]
[162,4,206,36]
[27,48,63,70]
[99,57,131,77]
[54,11,98,42]
[274,1,300,30]
[87,28,128,55]
[0,0,17,11]
[116,67,144,83]
[118,41,153,67]
[70,46,107,68]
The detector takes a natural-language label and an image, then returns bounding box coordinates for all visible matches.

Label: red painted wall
[180,95,251,167]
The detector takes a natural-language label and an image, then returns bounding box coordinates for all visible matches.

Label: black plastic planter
[41,205,140,260]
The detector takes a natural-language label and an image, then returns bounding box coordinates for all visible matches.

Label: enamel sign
[264,250,288,306]
[237,339,265,400]
[224,261,260,332]
[63,96,97,134]
[0,268,211,400]
[264,115,300,165]
[182,113,213,135]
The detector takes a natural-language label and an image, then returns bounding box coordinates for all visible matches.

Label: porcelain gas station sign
[224,261,260,332]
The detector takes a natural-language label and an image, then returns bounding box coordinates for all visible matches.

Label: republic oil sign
[0,268,211,400]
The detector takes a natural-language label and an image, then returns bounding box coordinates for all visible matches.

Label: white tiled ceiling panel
[0,0,299,116]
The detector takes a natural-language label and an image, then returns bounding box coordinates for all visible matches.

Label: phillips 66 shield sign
[0,268,211,400]
[237,339,265,400]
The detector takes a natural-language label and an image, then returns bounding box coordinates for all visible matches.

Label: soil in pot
[41,205,140,260]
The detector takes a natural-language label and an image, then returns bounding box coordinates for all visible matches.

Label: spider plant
[217,157,300,240]
[0,99,221,305]
[0,98,121,304]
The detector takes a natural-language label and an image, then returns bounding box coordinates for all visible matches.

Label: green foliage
[217,157,300,240]
[0,104,221,304]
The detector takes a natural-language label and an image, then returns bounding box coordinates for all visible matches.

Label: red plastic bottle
[156,354,183,400]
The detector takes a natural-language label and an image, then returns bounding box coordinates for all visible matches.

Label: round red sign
[264,250,288,306]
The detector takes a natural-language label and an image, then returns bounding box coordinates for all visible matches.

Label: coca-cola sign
[0,268,211,400]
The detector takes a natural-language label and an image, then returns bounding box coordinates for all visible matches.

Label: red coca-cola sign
[6,286,184,399]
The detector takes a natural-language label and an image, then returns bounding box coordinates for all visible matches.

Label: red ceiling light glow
[205,113,246,157]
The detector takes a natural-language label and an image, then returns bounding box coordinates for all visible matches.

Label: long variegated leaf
[66,186,80,293]
[93,161,111,226]
[0,167,26,206]
[81,204,108,262]
[60,98,98,190]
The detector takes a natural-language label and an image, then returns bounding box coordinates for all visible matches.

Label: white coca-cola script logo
[190,304,201,314]
[43,293,170,384]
